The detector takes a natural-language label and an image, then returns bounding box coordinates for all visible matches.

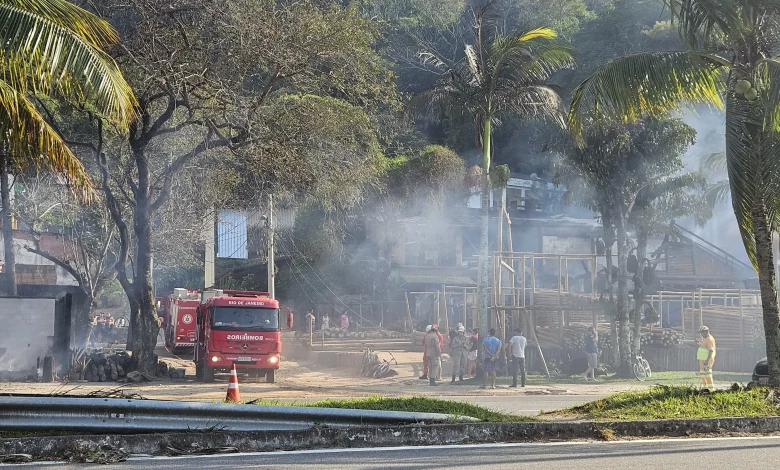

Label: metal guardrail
[0,397,475,433]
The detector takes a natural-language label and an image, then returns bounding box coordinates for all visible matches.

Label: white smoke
[677,107,749,264]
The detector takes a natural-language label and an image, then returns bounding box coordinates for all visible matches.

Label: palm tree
[0,0,136,295]
[568,0,780,385]
[418,2,573,335]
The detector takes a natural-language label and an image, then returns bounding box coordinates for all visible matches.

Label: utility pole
[204,210,215,289]
[267,193,275,299]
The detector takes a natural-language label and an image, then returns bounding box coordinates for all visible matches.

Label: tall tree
[65,0,396,373]
[417,1,573,336]
[0,0,134,295]
[568,0,780,385]
[560,117,696,375]
[628,173,709,355]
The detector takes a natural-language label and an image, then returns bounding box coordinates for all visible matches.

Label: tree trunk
[631,229,648,356]
[477,118,491,336]
[615,212,632,377]
[74,294,95,348]
[0,149,16,296]
[602,222,618,366]
[753,205,780,386]
[125,149,159,374]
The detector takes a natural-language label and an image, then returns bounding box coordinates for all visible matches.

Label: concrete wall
[0,234,79,286]
[0,298,55,371]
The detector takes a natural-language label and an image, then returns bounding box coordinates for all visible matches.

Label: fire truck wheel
[266,369,275,383]
[203,364,215,383]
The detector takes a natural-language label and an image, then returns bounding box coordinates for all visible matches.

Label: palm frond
[758,57,780,132]
[497,85,566,128]
[637,173,707,204]
[489,29,574,85]
[664,0,740,50]
[569,51,726,143]
[699,151,726,173]
[0,1,136,126]
[724,92,780,268]
[705,179,731,206]
[0,79,93,198]
[464,44,483,86]
[2,0,119,48]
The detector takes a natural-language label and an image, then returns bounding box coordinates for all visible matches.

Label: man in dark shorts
[481,328,502,389]
[583,326,599,381]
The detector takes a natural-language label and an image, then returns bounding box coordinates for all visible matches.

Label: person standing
[321,313,330,330]
[420,324,432,380]
[305,310,315,328]
[481,329,502,389]
[507,328,527,388]
[697,325,716,388]
[582,326,599,381]
[450,325,470,383]
[466,331,479,377]
[340,311,350,330]
[424,324,442,386]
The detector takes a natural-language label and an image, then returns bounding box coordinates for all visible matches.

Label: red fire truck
[194,289,290,383]
[164,288,200,354]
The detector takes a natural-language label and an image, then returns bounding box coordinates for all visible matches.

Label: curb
[4,416,780,460]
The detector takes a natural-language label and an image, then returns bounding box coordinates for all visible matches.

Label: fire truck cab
[164,288,200,354]
[194,289,288,383]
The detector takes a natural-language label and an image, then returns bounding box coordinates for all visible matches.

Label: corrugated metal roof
[400,274,476,286]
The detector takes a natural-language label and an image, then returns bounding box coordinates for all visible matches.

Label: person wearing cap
[424,324,442,386]
[449,325,470,383]
[697,326,716,388]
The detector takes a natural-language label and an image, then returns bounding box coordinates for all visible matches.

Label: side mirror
[287,312,294,329]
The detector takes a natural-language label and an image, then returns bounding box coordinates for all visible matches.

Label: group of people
[418,322,718,389]
[419,324,528,389]
[90,312,116,344]
[304,310,352,332]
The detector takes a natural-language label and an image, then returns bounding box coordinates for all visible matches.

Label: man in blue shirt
[481,328,502,389]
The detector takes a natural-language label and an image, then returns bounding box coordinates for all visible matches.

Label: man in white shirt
[507,328,527,388]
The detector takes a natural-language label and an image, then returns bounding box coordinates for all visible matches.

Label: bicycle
[370,353,398,379]
[360,347,378,376]
[632,353,652,381]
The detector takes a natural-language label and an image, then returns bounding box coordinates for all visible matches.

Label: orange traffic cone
[226,364,241,403]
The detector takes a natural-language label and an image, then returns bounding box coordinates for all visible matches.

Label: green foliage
[490,164,511,189]
[510,0,596,40]
[556,386,780,420]
[561,117,698,214]
[301,396,536,422]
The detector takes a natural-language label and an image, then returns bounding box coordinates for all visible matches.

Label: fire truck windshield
[212,307,279,331]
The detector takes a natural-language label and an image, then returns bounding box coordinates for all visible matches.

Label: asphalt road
[26,437,780,469]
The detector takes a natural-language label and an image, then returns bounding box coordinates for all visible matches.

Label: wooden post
[558,309,565,346]
[530,309,550,377]
[309,315,313,347]
[463,287,469,326]
[405,292,413,337]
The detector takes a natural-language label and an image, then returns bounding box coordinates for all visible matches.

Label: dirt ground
[0,345,657,405]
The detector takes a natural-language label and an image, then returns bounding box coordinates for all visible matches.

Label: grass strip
[262,396,536,422]
[548,385,780,420]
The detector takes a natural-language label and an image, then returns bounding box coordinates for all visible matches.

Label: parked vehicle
[752,357,769,385]
[164,288,200,354]
[194,289,292,383]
